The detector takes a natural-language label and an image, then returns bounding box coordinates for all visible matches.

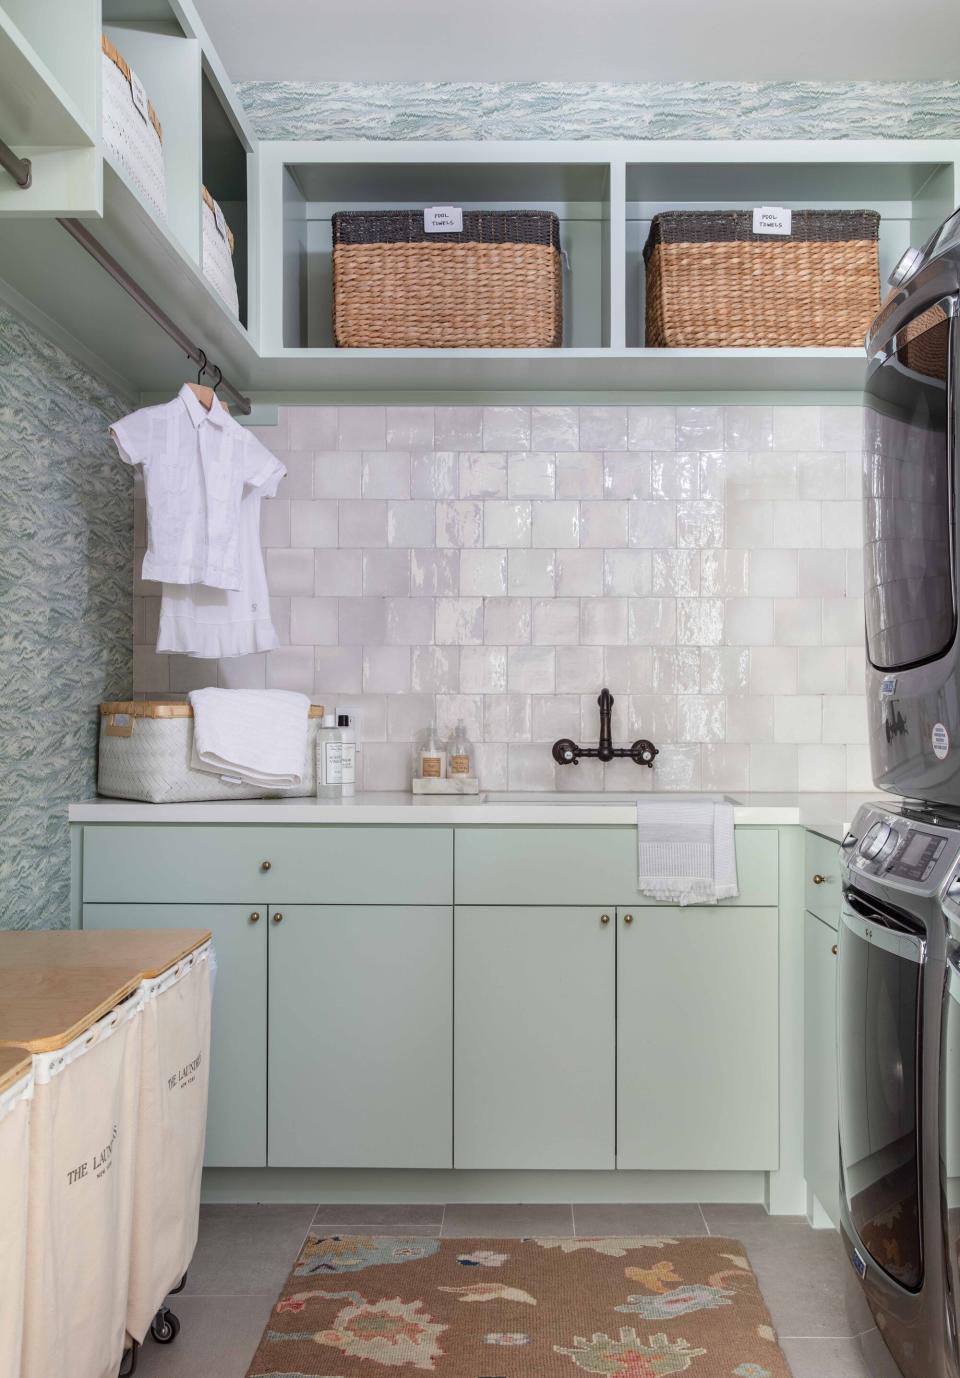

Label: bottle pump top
[338,714,350,727]
[322,713,336,728]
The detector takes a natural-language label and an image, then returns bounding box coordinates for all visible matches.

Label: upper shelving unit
[1,5,958,405]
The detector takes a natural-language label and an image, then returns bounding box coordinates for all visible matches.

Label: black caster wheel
[151,1310,180,1344]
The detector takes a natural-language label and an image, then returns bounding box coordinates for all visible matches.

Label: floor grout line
[698,1203,711,1236]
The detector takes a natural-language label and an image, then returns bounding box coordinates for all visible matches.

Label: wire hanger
[185,349,229,413]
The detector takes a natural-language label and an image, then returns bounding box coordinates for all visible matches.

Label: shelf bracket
[0,137,31,189]
[56,216,252,416]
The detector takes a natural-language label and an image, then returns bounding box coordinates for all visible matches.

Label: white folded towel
[188,688,311,788]
[636,799,739,906]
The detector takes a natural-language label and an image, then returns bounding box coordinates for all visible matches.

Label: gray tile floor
[132,1202,879,1378]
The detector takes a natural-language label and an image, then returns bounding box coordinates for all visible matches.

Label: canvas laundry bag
[126,941,213,1343]
[21,992,143,1378]
[0,1061,33,1378]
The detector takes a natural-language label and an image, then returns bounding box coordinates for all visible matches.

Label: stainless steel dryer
[863,209,960,806]
[839,800,960,1378]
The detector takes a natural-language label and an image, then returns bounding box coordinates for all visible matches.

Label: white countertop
[70,791,876,840]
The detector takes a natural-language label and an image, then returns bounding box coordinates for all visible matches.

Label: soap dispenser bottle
[446,719,474,778]
[337,713,356,796]
[316,713,343,799]
[418,723,447,781]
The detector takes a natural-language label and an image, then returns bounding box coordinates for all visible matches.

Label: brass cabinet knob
[260,860,272,872]
[600,914,610,925]
[249,911,261,924]
[813,874,827,885]
[832,943,838,956]
[272,912,283,924]
[623,913,634,924]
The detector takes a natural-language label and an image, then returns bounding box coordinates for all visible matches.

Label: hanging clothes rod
[57,216,252,415]
[0,137,31,189]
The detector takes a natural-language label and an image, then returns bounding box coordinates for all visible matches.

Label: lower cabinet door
[803,909,840,1224]
[82,902,267,1168]
[267,905,453,1167]
[617,906,779,1170]
[454,906,616,1169]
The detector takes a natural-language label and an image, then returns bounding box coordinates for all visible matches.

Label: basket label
[129,69,149,123]
[213,201,228,240]
[424,206,463,233]
[105,713,134,738]
[753,206,792,236]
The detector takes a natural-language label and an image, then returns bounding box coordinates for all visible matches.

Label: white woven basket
[101,36,167,224]
[202,186,240,317]
[97,702,325,803]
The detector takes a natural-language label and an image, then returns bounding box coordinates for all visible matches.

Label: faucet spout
[597,687,614,762]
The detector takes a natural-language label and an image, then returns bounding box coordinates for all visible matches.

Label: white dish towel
[188,688,311,788]
[636,799,739,906]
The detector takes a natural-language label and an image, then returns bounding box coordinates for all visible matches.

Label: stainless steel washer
[839,801,960,1378]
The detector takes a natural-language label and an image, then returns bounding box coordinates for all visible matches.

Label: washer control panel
[846,804,960,892]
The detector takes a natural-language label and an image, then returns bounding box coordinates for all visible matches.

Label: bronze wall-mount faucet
[552,688,659,768]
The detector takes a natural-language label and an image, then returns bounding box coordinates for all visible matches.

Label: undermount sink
[481,791,740,805]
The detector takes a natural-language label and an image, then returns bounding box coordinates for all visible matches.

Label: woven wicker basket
[98,701,325,803]
[201,185,240,317]
[643,209,881,348]
[332,209,562,348]
[100,35,167,224]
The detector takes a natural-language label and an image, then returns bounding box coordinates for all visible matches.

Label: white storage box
[101,35,167,224]
[98,701,326,802]
[21,993,143,1378]
[126,941,212,1343]
[202,185,240,316]
[0,1053,32,1378]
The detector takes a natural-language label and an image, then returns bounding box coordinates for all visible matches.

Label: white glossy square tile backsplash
[132,404,871,792]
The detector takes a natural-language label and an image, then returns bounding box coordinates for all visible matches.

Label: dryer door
[838,888,925,1289]
[863,297,955,672]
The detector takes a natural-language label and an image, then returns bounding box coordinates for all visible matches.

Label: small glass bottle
[418,724,447,781]
[316,713,343,799]
[446,719,474,778]
[338,713,356,797]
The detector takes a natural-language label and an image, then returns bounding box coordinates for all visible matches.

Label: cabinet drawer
[805,831,841,930]
[82,825,453,904]
[455,826,778,906]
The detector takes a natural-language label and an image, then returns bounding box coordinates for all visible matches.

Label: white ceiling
[195,0,960,83]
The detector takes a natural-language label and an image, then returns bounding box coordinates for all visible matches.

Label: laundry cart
[0,928,210,1378]
[126,937,214,1351]
[0,1049,33,1378]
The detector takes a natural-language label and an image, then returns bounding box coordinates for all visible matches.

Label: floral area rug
[245,1233,793,1377]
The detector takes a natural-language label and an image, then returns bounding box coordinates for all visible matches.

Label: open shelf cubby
[202,68,250,327]
[280,159,612,350]
[101,3,202,261]
[624,156,957,347]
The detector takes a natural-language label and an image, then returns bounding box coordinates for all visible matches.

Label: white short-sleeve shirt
[111,384,284,589]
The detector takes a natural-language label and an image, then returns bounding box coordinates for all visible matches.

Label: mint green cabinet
[82,825,453,904]
[616,906,779,1169]
[454,906,616,1169]
[267,904,453,1167]
[803,910,840,1224]
[82,902,267,1168]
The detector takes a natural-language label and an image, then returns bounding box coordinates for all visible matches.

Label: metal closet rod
[57,216,252,415]
[0,136,31,188]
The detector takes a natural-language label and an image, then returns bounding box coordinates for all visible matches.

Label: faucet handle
[630,739,659,768]
[552,738,580,765]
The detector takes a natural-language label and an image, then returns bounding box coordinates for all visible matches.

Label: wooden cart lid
[0,1047,32,1096]
[101,700,326,719]
[0,929,211,1053]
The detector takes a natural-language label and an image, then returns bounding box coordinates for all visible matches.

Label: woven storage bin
[332,209,562,348]
[643,209,881,348]
[201,185,240,317]
[100,35,167,224]
[97,701,325,803]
